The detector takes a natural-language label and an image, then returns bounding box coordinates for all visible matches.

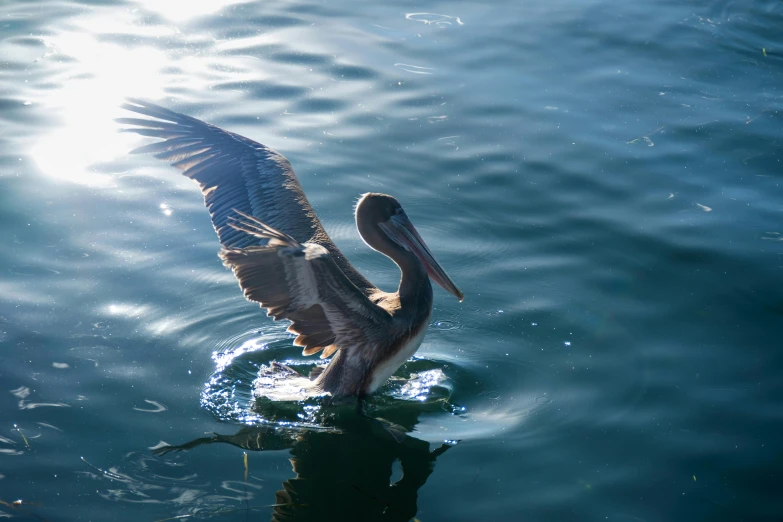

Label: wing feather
[119,99,372,291]
[219,211,388,357]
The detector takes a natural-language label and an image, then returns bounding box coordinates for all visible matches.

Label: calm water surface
[1,0,782,520]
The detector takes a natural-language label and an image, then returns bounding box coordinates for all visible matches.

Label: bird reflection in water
[154,405,456,521]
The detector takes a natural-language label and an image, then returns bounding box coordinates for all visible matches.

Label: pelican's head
[355,193,463,301]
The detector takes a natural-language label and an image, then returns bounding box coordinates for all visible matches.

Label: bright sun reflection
[105,303,151,318]
[132,0,252,22]
[31,32,168,187]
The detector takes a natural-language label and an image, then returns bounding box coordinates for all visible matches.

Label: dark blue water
[1,0,782,520]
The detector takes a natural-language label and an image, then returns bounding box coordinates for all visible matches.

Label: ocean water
[1,0,782,520]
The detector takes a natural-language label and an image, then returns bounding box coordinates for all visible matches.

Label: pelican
[119,99,463,398]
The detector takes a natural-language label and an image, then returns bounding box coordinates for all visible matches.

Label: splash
[200,333,466,431]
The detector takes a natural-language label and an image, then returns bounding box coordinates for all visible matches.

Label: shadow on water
[154,409,456,522]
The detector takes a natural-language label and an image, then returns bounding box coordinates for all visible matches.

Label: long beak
[382,213,464,301]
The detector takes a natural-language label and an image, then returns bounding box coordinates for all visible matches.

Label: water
[1,0,781,520]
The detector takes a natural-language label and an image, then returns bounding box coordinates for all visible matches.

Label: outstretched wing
[219,211,390,358]
[118,98,373,292]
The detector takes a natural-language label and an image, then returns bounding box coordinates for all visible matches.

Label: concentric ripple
[200,328,480,432]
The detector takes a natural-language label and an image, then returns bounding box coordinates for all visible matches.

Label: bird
[118,99,463,398]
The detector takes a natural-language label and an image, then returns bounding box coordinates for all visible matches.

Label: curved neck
[396,250,433,310]
[359,222,433,313]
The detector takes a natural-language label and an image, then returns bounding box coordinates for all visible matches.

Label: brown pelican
[119,99,463,398]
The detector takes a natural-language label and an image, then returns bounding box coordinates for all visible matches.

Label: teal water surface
[1,0,782,520]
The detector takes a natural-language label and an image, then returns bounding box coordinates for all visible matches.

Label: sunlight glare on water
[132,0,253,22]
[30,28,168,187]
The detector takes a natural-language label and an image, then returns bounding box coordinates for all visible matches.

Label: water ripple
[405,13,464,28]
[394,63,436,75]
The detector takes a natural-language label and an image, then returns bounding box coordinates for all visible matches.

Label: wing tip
[119,98,195,126]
